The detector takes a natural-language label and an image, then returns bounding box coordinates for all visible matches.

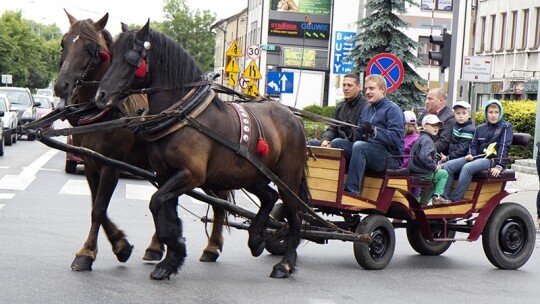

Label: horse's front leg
[149,170,199,280]
[199,190,228,262]
[245,184,279,257]
[143,233,165,261]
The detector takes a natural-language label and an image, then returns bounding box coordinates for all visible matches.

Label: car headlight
[22,109,34,118]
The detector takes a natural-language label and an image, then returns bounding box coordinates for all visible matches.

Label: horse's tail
[298,162,311,207]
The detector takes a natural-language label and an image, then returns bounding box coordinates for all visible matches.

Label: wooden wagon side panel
[306,147,345,207]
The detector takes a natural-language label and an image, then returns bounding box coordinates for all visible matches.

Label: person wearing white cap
[418,88,456,155]
[439,100,476,163]
[443,99,513,202]
[408,114,451,205]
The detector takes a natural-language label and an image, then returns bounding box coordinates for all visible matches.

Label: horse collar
[229,103,252,147]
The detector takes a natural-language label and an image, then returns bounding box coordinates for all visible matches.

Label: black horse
[94,21,310,280]
[54,12,228,272]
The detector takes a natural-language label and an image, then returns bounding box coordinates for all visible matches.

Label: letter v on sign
[242,60,262,79]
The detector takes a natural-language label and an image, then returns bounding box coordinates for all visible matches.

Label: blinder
[125,39,151,78]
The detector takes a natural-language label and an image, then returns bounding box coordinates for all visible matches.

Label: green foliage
[474,100,535,159]
[349,0,426,109]
[302,104,335,139]
[159,0,217,71]
[0,11,61,89]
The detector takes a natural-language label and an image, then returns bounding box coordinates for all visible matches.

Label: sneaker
[432,195,451,205]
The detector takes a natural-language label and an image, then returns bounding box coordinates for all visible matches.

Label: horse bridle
[117,37,151,99]
[74,40,110,88]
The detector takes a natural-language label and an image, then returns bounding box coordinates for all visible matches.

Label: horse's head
[95,21,152,110]
[54,10,111,105]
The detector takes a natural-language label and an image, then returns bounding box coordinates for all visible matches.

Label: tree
[159,0,217,72]
[349,0,427,109]
[0,11,61,89]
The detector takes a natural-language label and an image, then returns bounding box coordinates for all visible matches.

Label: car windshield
[37,89,53,96]
[0,98,7,112]
[34,97,52,109]
[0,90,31,106]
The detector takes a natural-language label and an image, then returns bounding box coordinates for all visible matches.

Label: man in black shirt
[307,73,367,147]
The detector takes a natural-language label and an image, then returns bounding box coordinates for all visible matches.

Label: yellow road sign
[242,60,262,79]
[228,73,238,86]
[225,57,240,73]
[243,79,260,97]
[226,41,242,57]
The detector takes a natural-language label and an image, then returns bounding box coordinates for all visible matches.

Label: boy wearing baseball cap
[440,100,476,163]
[408,114,451,205]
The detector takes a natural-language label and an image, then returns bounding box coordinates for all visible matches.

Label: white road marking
[126,184,155,201]
[0,193,15,199]
[59,180,90,195]
[0,204,4,210]
[0,149,58,191]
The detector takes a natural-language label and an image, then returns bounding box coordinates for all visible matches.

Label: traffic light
[429,32,452,71]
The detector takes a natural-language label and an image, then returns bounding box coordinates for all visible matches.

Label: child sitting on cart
[442,99,513,202]
[408,114,451,205]
[439,100,476,163]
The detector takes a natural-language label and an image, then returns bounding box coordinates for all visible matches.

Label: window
[520,9,529,50]
[509,11,517,50]
[499,12,506,51]
[534,7,540,49]
[489,14,496,51]
[479,16,486,52]
[421,0,453,11]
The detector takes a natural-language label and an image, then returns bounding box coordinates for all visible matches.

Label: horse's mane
[112,28,203,98]
[123,94,148,115]
[68,18,112,51]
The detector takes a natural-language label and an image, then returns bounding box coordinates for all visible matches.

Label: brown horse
[53,12,228,272]
[95,21,310,280]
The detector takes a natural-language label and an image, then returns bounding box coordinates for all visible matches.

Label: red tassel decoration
[256,136,269,157]
[135,60,147,78]
[98,51,110,63]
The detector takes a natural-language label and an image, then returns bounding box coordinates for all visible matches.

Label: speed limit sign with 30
[246,44,261,59]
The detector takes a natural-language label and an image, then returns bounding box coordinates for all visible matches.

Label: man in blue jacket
[443,99,513,202]
[331,74,404,196]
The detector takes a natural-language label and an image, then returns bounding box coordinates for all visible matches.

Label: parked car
[33,94,55,130]
[65,134,84,173]
[0,87,40,140]
[0,111,4,156]
[36,88,61,108]
[0,94,18,145]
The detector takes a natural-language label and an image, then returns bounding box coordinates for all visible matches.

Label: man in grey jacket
[417,88,455,155]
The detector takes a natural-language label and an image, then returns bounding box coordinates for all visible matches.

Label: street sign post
[366,53,404,93]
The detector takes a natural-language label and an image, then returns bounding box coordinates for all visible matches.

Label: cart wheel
[353,214,395,270]
[482,203,535,270]
[265,203,288,256]
[406,223,455,255]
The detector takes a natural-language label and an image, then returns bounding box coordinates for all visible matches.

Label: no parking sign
[366,53,404,93]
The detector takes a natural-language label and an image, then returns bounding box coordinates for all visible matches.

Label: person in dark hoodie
[408,114,451,205]
[331,74,404,196]
[439,100,476,163]
[443,99,513,202]
[307,73,367,147]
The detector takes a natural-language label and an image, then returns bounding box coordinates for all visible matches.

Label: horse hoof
[199,251,219,262]
[250,241,265,257]
[143,249,163,261]
[150,268,172,280]
[116,244,133,263]
[270,264,291,279]
[71,256,93,271]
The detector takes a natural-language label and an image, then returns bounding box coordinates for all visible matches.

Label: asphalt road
[0,137,539,304]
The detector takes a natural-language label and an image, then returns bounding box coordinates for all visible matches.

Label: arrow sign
[266,71,294,94]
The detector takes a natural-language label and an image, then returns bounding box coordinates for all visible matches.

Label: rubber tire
[265,203,288,256]
[406,223,456,255]
[65,159,78,174]
[12,130,16,144]
[5,130,12,146]
[482,203,535,270]
[0,136,4,156]
[353,215,395,270]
